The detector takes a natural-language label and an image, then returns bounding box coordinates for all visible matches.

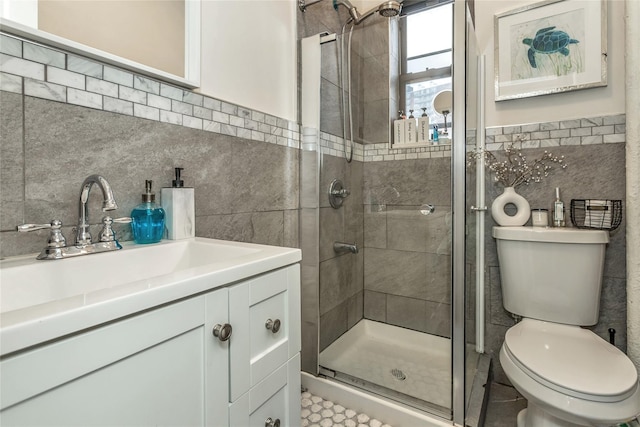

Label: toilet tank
[492,226,609,326]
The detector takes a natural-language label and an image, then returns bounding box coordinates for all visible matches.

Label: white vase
[491,186,531,226]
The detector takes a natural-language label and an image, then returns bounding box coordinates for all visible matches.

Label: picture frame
[494,0,607,101]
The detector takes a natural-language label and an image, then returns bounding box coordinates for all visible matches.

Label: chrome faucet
[18,175,129,260]
[76,174,118,245]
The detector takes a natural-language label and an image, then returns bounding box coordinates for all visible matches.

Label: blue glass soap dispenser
[131,180,165,244]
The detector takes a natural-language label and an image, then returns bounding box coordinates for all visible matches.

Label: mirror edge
[0,11,200,89]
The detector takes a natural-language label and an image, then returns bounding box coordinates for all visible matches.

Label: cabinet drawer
[229,265,300,401]
[229,354,300,427]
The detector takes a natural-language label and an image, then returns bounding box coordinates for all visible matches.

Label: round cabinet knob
[265,417,280,427]
[212,323,232,342]
[265,318,281,334]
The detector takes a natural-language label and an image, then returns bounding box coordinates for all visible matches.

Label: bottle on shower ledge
[405,109,417,144]
[131,180,165,244]
[552,187,565,227]
[394,110,406,145]
[417,107,430,144]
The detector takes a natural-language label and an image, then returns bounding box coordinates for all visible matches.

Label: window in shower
[399,2,453,128]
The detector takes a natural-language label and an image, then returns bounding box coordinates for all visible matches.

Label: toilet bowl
[492,226,640,426]
[500,318,640,426]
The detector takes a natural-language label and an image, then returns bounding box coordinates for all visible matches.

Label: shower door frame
[299,0,474,423]
[451,0,468,424]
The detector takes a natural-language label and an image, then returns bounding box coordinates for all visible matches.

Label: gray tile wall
[0,33,300,148]
[0,91,299,258]
[0,34,301,258]
[318,153,364,351]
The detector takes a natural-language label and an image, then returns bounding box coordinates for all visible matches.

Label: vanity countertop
[0,238,301,356]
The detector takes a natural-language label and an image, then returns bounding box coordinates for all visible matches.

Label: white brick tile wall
[0,71,22,93]
[120,86,147,104]
[134,103,160,121]
[1,54,44,80]
[24,78,65,102]
[47,67,85,90]
[160,110,183,125]
[0,34,22,57]
[67,55,103,78]
[87,77,118,97]
[104,96,133,115]
[172,99,193,115]
[23,43,65,68]
[183,115,203,130]
[134,76,160,94]
[147,93,172,110]
[104,66,133,87]
[183,91,204,106]
[68,88,102,109]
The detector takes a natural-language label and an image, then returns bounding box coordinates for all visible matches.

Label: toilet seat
[504,318,638,402]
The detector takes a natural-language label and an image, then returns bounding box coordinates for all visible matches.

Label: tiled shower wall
[308,3,456,349]
[318,152,364,351]
[0,33,300,258]
[362,157,452,337]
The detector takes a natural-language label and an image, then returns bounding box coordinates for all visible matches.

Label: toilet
[493,226,640,427]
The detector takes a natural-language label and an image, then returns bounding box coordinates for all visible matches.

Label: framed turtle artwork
[494,0,607,101]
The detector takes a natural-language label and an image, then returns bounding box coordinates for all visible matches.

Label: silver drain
[391,368,406,381]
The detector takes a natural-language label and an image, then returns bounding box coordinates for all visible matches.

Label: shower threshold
[319,319,451,417]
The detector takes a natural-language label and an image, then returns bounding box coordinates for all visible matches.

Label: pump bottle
[131,180,165,244]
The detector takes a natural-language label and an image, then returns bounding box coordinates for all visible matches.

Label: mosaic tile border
[0,33,301,149]
[356,114,625,162]
[0,33,625,162]
[319,132,452,163]
[484,115,626,152]
[319,131,364,162]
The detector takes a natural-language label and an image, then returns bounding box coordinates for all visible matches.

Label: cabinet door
[0,296,209,426]
[229,265,300,401]
[205,288,231,427]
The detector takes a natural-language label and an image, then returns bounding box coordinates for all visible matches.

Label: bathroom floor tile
[301,391,393,427]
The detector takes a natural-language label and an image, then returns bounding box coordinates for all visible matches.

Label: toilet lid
[504,319,638,402]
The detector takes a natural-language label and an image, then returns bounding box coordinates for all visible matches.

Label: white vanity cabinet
[0,263,301,427]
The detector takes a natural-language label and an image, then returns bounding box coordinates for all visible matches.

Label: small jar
[531,208,549,227]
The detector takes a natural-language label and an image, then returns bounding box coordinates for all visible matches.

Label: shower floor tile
[319,319,451,409]
[301,391,393,427]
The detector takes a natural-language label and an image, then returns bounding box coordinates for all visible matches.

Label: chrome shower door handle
[470,206,487,212]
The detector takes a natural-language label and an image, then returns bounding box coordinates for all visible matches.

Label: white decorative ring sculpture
[491,187,531,226]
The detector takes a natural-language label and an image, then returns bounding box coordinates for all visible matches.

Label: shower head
[377,1,402,18]
[333,0,402,25]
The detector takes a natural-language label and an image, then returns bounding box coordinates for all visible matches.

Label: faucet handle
[112,217,132,224]
[18,219,67,248]
[99,216,131,242]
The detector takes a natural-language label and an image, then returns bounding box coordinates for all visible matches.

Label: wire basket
[570,199,622,231]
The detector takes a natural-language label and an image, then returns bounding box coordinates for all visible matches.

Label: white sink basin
[1,239,258,314]
[0,238,301,356]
